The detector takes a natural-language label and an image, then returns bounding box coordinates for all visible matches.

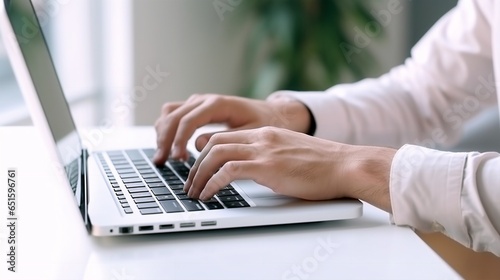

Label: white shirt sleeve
[268,0,500,255]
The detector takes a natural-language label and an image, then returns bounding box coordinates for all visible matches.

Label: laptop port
[201,221,217,227]
[138,225,154,231]
[159,224,174,230]
[119,226,133,234]
[180,222,195,228]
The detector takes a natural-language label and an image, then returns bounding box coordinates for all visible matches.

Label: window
[0,0,132,129]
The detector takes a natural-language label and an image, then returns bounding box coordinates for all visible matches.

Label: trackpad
[234,180,285,199]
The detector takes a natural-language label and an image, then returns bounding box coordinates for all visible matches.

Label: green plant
[237,0,380,98]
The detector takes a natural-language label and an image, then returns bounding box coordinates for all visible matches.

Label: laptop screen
[4,0,83,196]
[4,1,82,163]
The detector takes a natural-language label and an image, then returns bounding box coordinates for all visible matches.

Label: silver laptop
[0,0,362,236]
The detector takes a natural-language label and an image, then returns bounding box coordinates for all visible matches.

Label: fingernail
[199,191,207,201]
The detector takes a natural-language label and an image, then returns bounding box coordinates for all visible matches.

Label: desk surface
[0,127,460,280]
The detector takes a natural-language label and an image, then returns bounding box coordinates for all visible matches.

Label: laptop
[0,0,362,236]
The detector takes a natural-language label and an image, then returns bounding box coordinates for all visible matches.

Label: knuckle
[257,126,278,142]
[210,144,225,155]
[208,133,224,145]
[222,161,240,176]
[161,103,176,114]
[205,95,224,106]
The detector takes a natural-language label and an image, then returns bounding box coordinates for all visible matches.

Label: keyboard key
[217,189,238,196]
[172,189,187,195]
[137,202,159,209]
[165,179,183,185]
[218,195,243,203]
[176,194,190,200]
[222,185,234,190]
[159,170,176,177]
[139,170,156,175]
[142,173,159,179]
[121,202,130,208]
[115,191,123,196]
[145,178,163,184]
[131,192,152,199]
[148,182,166,188]
[140,208,163,215]
[159,200,184,213]
[125,182,146,188]
[128,187,149,193]
[204,201,224,210]
[122,178,143,184]
[224,201,250,208]
[116,169,136,174]
[117,195,127,201]
[120,173,139,179]
[162,175,178,181]
[156,194,176,201]
[134,197,155,203]
[151,188,171,196]
[180,199,205,211]
[168,184,184,190]
[123,207,133,214]
[135,164,151,170]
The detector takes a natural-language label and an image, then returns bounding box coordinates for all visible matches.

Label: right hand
[153,93,311,165]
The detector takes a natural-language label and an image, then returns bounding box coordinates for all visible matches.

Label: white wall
[132,0,411,125]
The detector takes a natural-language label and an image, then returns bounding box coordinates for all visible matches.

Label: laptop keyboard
[96,149,250,215]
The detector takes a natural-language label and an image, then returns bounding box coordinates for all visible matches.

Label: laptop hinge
[80,149,91,232]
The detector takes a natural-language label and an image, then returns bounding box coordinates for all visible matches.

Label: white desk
[0,127,461,280]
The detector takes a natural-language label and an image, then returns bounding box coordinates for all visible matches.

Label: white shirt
[270,0,500,255]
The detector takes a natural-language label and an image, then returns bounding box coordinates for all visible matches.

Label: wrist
[267,97,312,134]
[345,146,396,213]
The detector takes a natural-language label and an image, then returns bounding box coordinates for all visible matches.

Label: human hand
[183,126,396,212]
[153,94,311,164]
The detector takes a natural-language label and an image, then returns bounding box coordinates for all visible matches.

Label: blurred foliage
[236,0,381,98]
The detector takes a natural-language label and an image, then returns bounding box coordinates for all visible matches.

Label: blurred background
[1,0,499,151]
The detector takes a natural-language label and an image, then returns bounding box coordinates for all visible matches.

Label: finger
[184,130,253,191]
[153,100,203,165]
[170,102,220,160]
[194,123,260,152]
[198,161,261,201]
[186,144,255,198]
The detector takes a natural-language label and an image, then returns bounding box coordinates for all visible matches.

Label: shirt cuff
[390,144,470,246]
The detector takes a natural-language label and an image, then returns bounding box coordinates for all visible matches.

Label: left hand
[183,126,396,212]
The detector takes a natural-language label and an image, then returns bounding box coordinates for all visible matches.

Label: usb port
[159,224,174,230]
[180,222,195,228]
[119,226,133,234]
[201,221,217,227]
[138,225,154,231]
